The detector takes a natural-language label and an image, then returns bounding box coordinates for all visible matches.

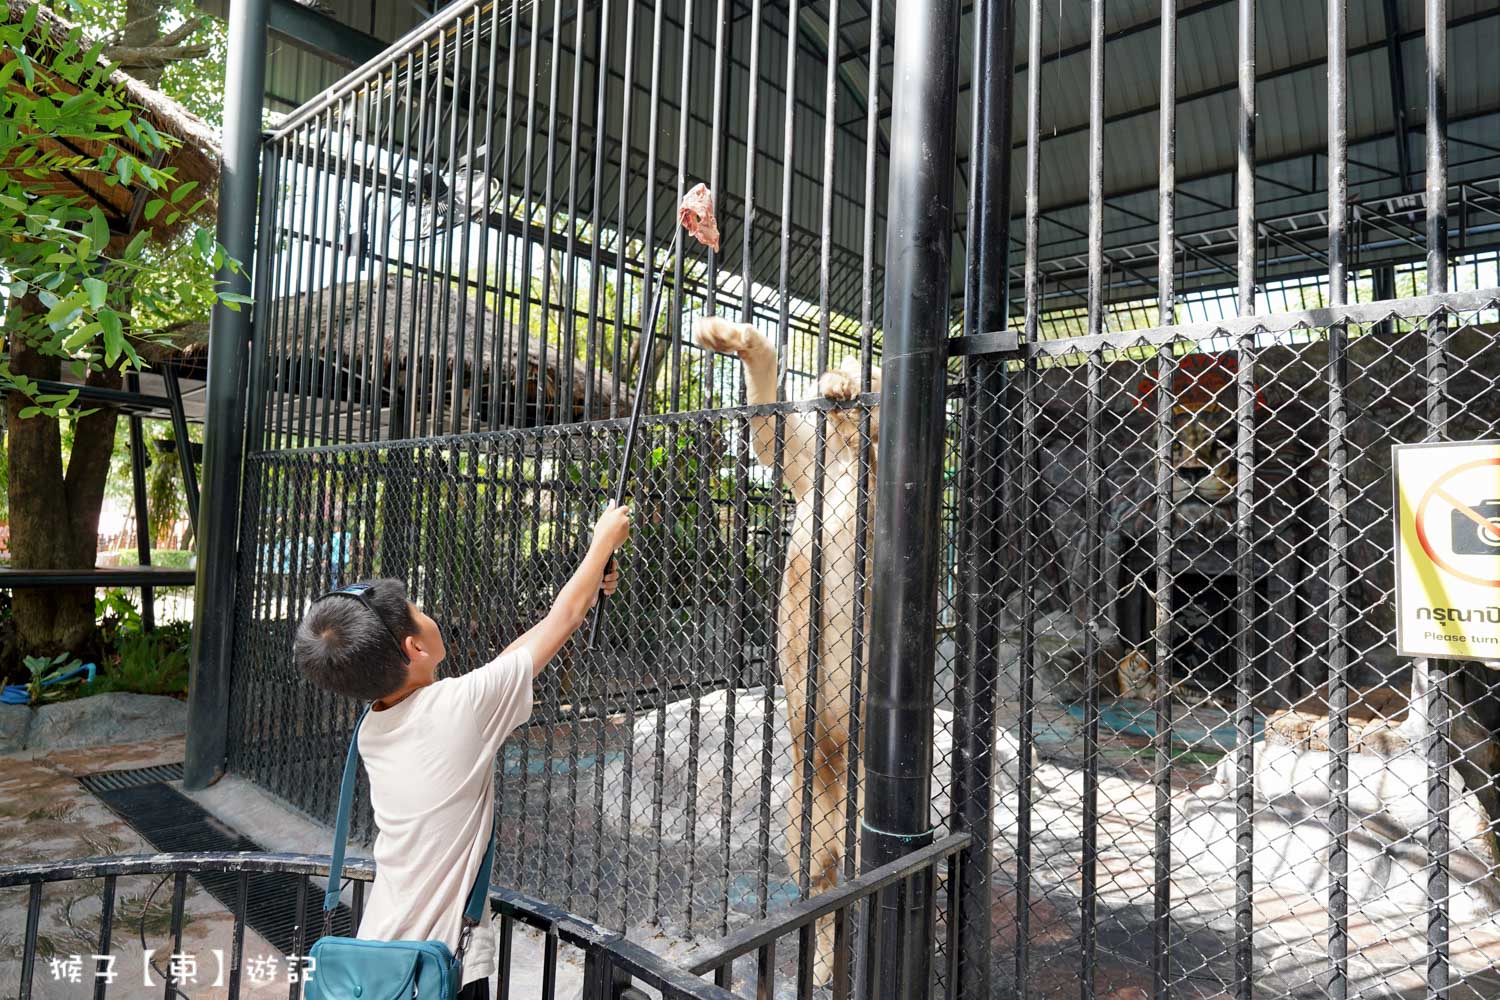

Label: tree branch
[155,16,206,48]
[104,42,211,70]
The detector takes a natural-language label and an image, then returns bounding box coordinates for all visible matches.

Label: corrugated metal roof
[249,0,1500,316]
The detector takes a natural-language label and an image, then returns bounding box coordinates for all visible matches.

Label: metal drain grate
[77,762,184,793]
[80,770,356,958]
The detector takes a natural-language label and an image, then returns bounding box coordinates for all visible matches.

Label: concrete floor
[0,734,587,1000]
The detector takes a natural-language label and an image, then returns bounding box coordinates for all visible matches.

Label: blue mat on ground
[1,662,96,704]
[1063,699,1264,753]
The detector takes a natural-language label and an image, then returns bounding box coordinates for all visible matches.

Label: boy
[293,502,632,1000]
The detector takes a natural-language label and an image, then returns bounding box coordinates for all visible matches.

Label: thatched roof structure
[1,0,218,239]
[250,272,622,427]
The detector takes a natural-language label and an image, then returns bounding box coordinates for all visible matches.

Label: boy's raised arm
[502,502,631,677]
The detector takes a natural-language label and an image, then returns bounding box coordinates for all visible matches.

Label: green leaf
[36,390,78,407]
[44,290,83,326]
[82,277,106,309]
[62,325,97,352]
[85,206,108,250]
[59,92,91,118]
[144,198,165,221]
[18,406,41,419]
[170,180,199,204]
[100,308,124,366]
[193,227,213,259]
[15,50,34,90]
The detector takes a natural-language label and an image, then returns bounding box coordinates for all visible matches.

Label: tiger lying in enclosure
[694,315,879,985]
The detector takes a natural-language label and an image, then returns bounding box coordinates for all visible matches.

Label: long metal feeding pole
[586,226,684,651]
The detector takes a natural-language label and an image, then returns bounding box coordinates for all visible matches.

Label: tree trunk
[5,327,122,666]
[122,0,166,87]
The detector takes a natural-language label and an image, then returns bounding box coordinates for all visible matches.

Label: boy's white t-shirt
[354,648,534,987]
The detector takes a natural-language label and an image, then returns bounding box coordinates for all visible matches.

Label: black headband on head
[313,584,410,663]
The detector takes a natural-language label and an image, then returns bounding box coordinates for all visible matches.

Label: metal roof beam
[266,0,390,67]
[1011,0,1237,78]
[0,379,174,414]
[961,5,1500,176]
[1014,105,1500,224]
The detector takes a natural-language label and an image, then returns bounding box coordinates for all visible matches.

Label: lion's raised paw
[818,369,859,402]
[693,316,764,356]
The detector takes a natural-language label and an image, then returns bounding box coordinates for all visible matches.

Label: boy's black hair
[294,578,419,700]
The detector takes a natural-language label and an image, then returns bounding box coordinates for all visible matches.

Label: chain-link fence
[226,302,1500,997]
[227,391,968,976]
[958,299,1500,999]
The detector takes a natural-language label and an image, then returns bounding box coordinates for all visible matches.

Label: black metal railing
[682,831,971,1000]
[0,851,735,1000]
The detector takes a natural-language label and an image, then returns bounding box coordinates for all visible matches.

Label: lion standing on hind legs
[694,314,880,986]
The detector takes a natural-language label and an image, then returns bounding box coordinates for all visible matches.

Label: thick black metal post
[952,1,1014,998]
[183,0,269,791]
[126,374,154,632]
[859,0,959,995]
[162,364,200,537]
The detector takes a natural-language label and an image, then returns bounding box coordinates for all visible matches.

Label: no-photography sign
[1394,440,1500,659]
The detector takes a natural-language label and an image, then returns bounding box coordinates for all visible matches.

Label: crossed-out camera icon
[1451,499,1500,555]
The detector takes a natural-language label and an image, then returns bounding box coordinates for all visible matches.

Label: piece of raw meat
[678,182,720,253]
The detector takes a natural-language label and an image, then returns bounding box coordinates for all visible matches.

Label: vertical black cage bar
[1424,4,1451,1000]
[776,0,799,384]
[1237,0,1256,315]
[1232,4,1258,999]
[1016,0,1043,991]
[1326,3,1350,999]
[1151,5,1177,996]
[1232,336,1257,1000]
[1157,0,1175,329]
[952,0,1013,997]
[1080,3,1106,995]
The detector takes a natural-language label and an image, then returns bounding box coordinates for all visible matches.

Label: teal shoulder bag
[305,701,496,1000]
